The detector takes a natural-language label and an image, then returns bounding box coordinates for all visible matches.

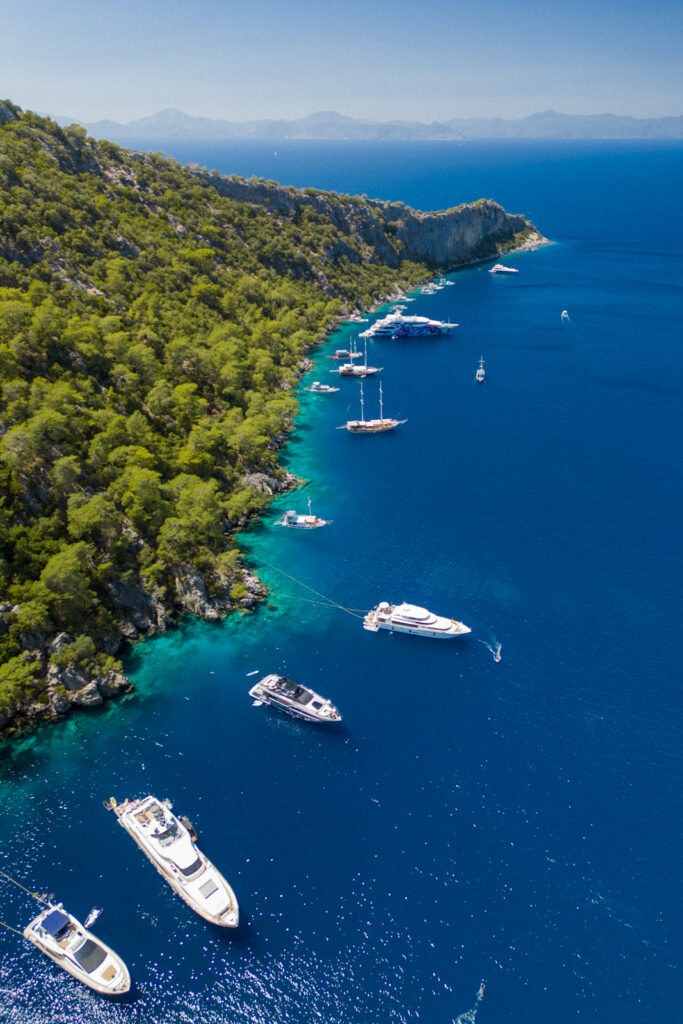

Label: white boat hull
[24,908,131,995]
[113,799,239,928]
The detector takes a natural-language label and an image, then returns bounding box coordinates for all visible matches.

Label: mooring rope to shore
[0,867,50,906]
[0,919,25,937]
[256,559,365,620]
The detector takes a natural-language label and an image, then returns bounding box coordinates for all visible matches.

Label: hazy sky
[3,0,682,123]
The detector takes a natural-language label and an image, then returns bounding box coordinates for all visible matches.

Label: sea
[1,140,682,1024]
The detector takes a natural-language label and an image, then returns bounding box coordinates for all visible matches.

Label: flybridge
[360,313,457,339]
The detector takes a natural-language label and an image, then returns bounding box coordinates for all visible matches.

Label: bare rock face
[173,568,220,620]
[97,669,130,698]
[70,682,104,707]
[240,570,266,608]
[0,102,18,126]
[48,687,72,715]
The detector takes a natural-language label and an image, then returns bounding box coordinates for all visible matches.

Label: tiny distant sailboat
[561,309,571,322]
[337,380,406,434]
[476,356,485,383]
[275,497,331,529]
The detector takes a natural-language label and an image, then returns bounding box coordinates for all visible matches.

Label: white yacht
[476,356,485,383]
[250,674,341,723]
[489,263,518,274]
[109,796,239,927]
[363,602,471,639]
[338,381,406,434]
[24,904,131,995]
[275,498,331,528]
[360,313,457,339]
[304,381,339,393]
[335,339,381,377]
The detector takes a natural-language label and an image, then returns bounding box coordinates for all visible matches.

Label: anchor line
[0,867,50,905]
[0,920,25,937]
[257,559,365,620]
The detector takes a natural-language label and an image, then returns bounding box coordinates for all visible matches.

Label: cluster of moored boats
[10,265,516,997]
[18,792,241,995]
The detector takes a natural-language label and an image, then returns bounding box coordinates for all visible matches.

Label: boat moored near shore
[108,796,239,927]
[489,263,518,274]
[24,904,131,995]
[364,602,471,639]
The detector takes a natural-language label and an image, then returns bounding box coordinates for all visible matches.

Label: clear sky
[3,0,682,123]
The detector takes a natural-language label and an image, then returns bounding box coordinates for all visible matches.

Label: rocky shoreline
[0,239,547,742]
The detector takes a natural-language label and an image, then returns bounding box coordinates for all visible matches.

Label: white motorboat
[305,381,339,393]
[363,602,471,639]
[476,356,485,383]
[561,309,571,322]
[109,796,239,927]
[437,278,455,286]
[335,339,381,377]
[24,904,131,995]
[360,313,457,339]
[489,263,518,274]
[275,497,331,528]
[249,674,341,723]
[338,380,406,434]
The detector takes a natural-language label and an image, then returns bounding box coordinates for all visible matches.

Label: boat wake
[454,981,486,1023]
[479,639,502,662]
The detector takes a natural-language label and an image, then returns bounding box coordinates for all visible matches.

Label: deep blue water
[1,142,682,1024]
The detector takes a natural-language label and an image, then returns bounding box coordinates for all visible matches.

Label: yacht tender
[364,602,471,639]
[24,904,131,995]
[109,796,239,927]
[250,674,341,723]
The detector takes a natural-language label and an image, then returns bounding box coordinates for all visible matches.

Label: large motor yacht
[24,904,131,995]
[360,313,457,339]
[363,602,471,639]
[489,263,518,274]
[109,796,239,927]
[250,675,341,723]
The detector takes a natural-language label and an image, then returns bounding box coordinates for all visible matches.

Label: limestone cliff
[197,171,545,272]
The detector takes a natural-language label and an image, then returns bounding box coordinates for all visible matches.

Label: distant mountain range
[54,108,683,141]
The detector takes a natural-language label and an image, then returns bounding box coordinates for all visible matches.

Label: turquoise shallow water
[1,141,682,1024]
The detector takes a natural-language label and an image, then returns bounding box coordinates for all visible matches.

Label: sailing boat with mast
[338,381,406,434]
[476,356,485,383]
[335,338,381,377]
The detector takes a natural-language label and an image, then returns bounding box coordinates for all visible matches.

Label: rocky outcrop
[0,101,18,126]
[197,171,546,273]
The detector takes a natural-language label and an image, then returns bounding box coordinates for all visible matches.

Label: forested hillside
[0,100,539,732]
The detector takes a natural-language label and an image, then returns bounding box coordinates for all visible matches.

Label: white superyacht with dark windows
[109,796,238,927]
[250,674,341,723]
[363,602,471,639]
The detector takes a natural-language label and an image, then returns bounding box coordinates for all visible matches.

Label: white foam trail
[478,638,502,662]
